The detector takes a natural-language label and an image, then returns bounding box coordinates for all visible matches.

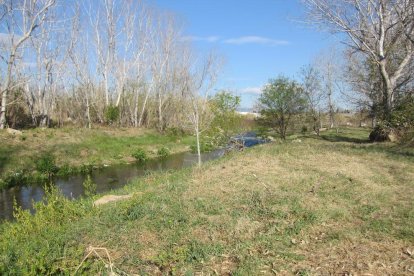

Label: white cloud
[181,36,220,43]
[239,86,262,94]
[223,36,289,46]
[181,35,289,47]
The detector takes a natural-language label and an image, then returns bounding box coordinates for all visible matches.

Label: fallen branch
[75,246,116,275]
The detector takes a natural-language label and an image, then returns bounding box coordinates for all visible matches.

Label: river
[0,149,225,221]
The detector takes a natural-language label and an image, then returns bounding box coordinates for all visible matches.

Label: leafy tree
[210,91,242,141]
[212,90,241,112]
[258,76,307,139]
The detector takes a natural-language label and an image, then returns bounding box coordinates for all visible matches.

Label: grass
[0,127,194,188]
[0,127,413,274]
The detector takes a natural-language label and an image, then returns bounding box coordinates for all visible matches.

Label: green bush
[157,147,170,159]
[104,105,120,124]
[132,148,148,163]
[190,140,214,153]
[369,124,393,142]
[83,175,97,197]
[0,171,29,190]
[0,186,88,274]
[35,153,58,176]
[79,164,94,175]
[256,126,269,139]
[166,127,186,137]
[301,125,308,134]
[57,164,76,177]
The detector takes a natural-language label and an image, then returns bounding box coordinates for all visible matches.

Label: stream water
[0,132,268,221]
[0,149,225,221]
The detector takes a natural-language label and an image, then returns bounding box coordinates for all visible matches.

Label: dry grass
[179,130,414,274]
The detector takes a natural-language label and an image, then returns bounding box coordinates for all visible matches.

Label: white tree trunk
[195,122,201,167]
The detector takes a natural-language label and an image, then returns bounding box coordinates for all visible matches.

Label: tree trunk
[0,89,7,129]
[195,123,201,167]
[138,87,150,127]
[279,114,286,140]
[0,57,16,129]
[378,60,394,121]
[115,85,123,107]
[86,94,91,129]
[133,88,139,127]
[328,90,334,128]
[104,72,109,106]
[157,90,163,132]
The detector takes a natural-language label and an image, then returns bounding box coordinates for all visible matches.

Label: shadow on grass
[320,134,370,144]
[302,131,414,160]
[0,145,22,174]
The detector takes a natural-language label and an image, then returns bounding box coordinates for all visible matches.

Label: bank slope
[1,129,413,275]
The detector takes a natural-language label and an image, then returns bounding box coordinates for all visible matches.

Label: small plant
[35,153,58,176]
[57,164,75,177]
[83,175,97,197]
[157,146,170,159]
[79,164,94,175]
[132,148,148,163]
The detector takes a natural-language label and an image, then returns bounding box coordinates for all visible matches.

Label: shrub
[79,164,94,175]
[157,147,170,159]
[190,140,214,153]
[369,124,394,142]
[0,186,88,274]
[166,127,186,137]
[57,164,76,177]
[104,105,119,124]
[0,171,29,189]
[256,126,269,139]
[132,148,148,163]
[301,125,308,134]
[83,175,97,197]
[35,153,58,176]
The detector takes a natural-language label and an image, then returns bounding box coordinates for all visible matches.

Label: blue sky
[155,0,340,109]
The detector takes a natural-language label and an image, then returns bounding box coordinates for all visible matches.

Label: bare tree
[315,49,340,129]
[300,64,324,135]
[28,6,67,128]
[0,0,57,129]
[0,0,220,131]
[344,51,384,127]
[181,51,220,166]
[68,5,94,128]
[303,0,414,121]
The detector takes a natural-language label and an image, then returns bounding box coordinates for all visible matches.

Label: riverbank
[1,128,413,274]
[0,127,195,189]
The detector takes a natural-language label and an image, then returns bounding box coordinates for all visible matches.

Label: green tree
[258,76,306,140]
[210,91,241,140]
